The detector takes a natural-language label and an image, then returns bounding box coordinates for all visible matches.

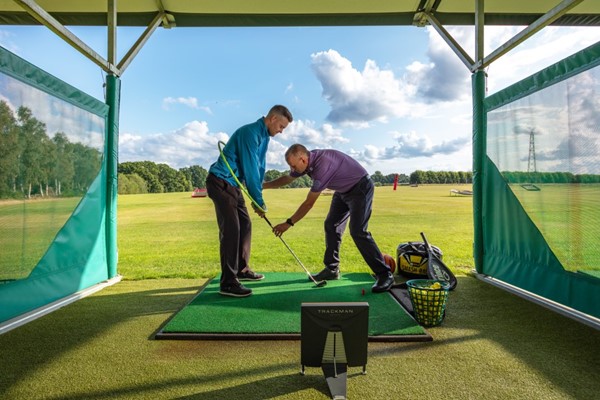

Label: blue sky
[1,24,599,175]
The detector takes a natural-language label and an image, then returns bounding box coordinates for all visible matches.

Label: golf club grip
[420,231,432,251]
[421,231,439,278]
[420,232,457,290]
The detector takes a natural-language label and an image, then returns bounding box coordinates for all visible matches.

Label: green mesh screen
[487,63,600,275]
[0,72,105,281]
[0,46,111,323]
[481,42,600,319]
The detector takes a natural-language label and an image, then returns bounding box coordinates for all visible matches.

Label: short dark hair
[285,143,309,160]
[268,105,293,123]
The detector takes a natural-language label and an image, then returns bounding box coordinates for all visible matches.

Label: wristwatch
[286,218,294,226]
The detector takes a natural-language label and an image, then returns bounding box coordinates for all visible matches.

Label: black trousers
[323,175,389,277]
[206,173,251,287]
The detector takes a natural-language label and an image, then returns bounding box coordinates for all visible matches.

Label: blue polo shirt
[209,117,270,208]
[291,149,368,193]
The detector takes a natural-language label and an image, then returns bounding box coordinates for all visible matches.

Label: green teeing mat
[156,272,430,341]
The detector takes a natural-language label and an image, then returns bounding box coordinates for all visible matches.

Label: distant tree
[382,173,395,185]
[71,143,101,194]
[288,174,312,188]
[264,169,285,183]
[52,132,75,195]
[119,161,164,193]
[0,101,19,196]
[17,106,47,197]
[180,165,208,189]
[410,170,426,185]
[118,161,194,193]
[118,173,148,194]
[263,169,312,188]
[397,173,409,184]
[371,171,385,185]
[158,163,190,192]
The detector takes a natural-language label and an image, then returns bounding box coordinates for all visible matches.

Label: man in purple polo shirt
[263,144,394,293]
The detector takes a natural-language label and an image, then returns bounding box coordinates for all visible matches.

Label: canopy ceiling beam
[13,0,174,77]
[475,0,484,67]
[413,0,437,27]
[475,0,585,70]
[156,0,176,29]
[423,11,476,71]
[117,11,166,73]
[107,0,116,67]
[418,0,586,73]
[13,0,121,76]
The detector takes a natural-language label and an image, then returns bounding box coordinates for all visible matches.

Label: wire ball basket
[406,279,450,327]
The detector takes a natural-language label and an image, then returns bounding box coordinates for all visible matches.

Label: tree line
[502,171,600,184]
[117,161,475,195]
[3,99,597,199]
[0,101,101,199]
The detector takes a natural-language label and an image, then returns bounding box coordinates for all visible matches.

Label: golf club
[263,216,327,288]
[420,232,457,290]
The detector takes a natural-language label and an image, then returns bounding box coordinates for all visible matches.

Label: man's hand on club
[272,222,290,237]
[252,203,266,217]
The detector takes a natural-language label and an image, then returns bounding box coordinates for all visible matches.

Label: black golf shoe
[238,267,265,281]
[372,272,394,293]
[219,282,252,297]
[310,267,340,282]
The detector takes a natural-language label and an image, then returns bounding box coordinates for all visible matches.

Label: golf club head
[315,280,327,288]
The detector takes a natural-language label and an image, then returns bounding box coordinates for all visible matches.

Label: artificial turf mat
[155,272,430,341]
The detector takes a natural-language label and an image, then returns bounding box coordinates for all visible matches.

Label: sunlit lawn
[116,185,475,280]
[2,185,600,400]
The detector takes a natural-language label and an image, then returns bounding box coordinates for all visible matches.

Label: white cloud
[1,74,105,150]
[405,28,471,103]
[475,26,600,93]
[278,119,349,147]
[119,117,351,172]
[349,130,470,164]
[266,139,288,170]
[119,120,228,169]
[310,49,420,127]
[264,119,351,170]
[162,96,212,114]
[405,26,600,102]
[285,82,294,93]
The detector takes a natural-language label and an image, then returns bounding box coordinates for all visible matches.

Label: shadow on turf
[172,370,368,400]
[3,277,599,400]
[368,276,600,399]
[173,373,329,399]
[39,368,332,400]
[0,280,359,400]
[0,284,203,395]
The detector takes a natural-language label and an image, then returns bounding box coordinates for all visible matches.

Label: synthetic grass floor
[158,272,427,339]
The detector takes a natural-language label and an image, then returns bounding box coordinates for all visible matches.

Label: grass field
[510,183,600,272]
[116,185,475,280]
[1,185,599,399]
[0,196,80,280]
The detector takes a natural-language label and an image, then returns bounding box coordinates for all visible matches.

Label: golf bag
[396,241,443,279]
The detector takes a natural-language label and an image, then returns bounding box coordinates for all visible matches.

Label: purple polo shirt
[291,149,368,193]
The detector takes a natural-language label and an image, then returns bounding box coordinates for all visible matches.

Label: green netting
[479,42,600,318]
[0,46,112,323]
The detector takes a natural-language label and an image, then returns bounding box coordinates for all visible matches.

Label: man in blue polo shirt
[264,143,394,293]
[206,105,293,297]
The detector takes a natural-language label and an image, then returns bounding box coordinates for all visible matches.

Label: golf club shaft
[263,216,322,286]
